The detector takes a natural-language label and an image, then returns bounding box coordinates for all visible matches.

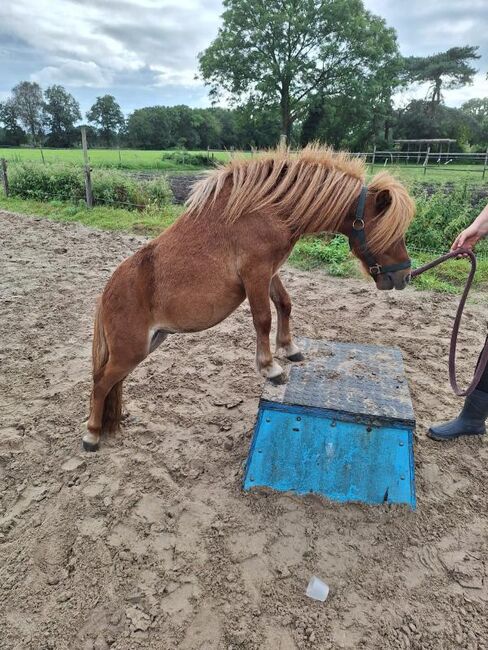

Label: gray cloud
[365,0,488,58]
[0,0,222,110]
[365,0,488,105]
[32,60,114,88]
[0,0,486,113]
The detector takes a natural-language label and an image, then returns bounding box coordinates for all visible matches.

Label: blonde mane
[186,144,414,251]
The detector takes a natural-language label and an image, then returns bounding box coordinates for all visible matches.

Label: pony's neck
[291,184,361,239]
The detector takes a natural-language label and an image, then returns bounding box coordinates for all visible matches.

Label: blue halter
[348,186,411,278]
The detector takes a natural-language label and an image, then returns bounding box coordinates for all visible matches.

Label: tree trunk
[29,120,37,146]
[280,82,292,144]
[430,79,442,117]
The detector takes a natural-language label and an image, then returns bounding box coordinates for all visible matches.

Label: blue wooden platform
[243,338,416,508]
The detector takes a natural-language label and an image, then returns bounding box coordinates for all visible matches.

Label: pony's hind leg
[270,274,303,362]
[83,314,150,451]
[83,359,134,451]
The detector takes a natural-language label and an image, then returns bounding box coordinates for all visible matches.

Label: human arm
[451,203,488,252]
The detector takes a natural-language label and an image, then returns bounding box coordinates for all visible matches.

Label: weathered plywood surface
[262,338,415,427]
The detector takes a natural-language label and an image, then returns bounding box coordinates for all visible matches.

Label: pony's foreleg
[243,273,286,384]
[270,274,304,362]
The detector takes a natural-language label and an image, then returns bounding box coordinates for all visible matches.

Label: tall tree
[192,109,223,149]
[461,97,488,122]
[0,99,27,146]
[43,85,81,147]
[230,102,282,148]
[86,95,125,146]
[395,99,480,150]
[11,81,44,144]
[125,106,175,149]
[404,46,480,116]
[461,97,488,148]
[199,0,400,142]
[300,55,403,149]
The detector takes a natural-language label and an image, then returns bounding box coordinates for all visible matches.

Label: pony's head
[345,172,415,291]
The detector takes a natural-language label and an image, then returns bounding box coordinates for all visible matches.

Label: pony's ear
[375,189,391,215]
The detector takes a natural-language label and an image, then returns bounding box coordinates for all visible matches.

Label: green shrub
[9,163,85,202]
[7,163,172,210]
[407,182,488,256]
[289,235,361,277]
[160,151,217,168]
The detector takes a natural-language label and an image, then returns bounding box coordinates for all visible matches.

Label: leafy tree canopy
[43,85,82,147]
[10,81,44,144]
[461,97,488,149]
[199,0,401,141]
[404,46,480,115]
[461,97,488,121]
[87,95,125,145]
[0,99,27,146]
[394,99,481,151]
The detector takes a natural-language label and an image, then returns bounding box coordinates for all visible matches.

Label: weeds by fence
[0,159,172,210]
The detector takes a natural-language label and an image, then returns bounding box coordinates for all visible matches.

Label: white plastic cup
[306,576,329,602]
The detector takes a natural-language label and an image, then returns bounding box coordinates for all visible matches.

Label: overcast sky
[1,0,487,115]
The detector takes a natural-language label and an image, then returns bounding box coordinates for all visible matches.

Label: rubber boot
[428,389,488,441]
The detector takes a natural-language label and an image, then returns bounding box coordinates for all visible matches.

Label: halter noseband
[348,186,411,278]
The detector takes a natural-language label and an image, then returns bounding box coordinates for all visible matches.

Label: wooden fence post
[1,159,9,197]
[423,145,430,176]
[81,127,93,208]
[483,148,488,180]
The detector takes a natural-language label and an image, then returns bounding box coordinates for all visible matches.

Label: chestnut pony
[83,146,414,451]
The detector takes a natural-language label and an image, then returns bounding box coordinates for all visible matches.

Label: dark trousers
[477,337,488,393]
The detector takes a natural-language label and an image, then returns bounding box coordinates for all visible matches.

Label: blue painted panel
[244,405,416,508]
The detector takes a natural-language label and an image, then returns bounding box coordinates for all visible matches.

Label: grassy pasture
[1,147,488,183]
[0,148,227,171]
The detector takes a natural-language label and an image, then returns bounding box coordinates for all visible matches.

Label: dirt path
[1,211,487,650]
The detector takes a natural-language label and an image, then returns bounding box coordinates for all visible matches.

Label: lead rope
[411,248,488,396]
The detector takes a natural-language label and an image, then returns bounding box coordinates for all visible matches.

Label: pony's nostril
[405,274,411,285]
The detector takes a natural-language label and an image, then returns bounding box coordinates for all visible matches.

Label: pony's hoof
[287,351,304,362]
[269,372,287,386]
[82,439,99,452]
[82,431,100,452]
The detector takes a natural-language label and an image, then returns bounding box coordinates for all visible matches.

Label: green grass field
[1,147,487,183]
[0,148,219,171]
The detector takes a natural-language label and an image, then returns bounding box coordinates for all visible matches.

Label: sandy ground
[1,211,488,650]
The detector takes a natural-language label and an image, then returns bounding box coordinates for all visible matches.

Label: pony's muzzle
[375,270,411,291]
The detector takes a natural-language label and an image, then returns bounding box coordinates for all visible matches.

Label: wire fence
[92,197,147,210]
[2,142,488,171]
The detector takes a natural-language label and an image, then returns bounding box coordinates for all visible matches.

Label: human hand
[450,222,485,252]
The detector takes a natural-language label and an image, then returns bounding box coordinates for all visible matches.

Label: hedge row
[7,163,172,209]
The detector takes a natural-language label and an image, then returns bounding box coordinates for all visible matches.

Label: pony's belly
[152,287,246,334]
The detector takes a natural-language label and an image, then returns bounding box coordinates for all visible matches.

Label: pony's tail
[92,300,123,433]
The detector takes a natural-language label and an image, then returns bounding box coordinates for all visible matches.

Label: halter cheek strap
[348,186,411,278]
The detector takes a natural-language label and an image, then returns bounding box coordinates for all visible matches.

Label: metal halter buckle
[352,218,365,230]
[369,264,382,276]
